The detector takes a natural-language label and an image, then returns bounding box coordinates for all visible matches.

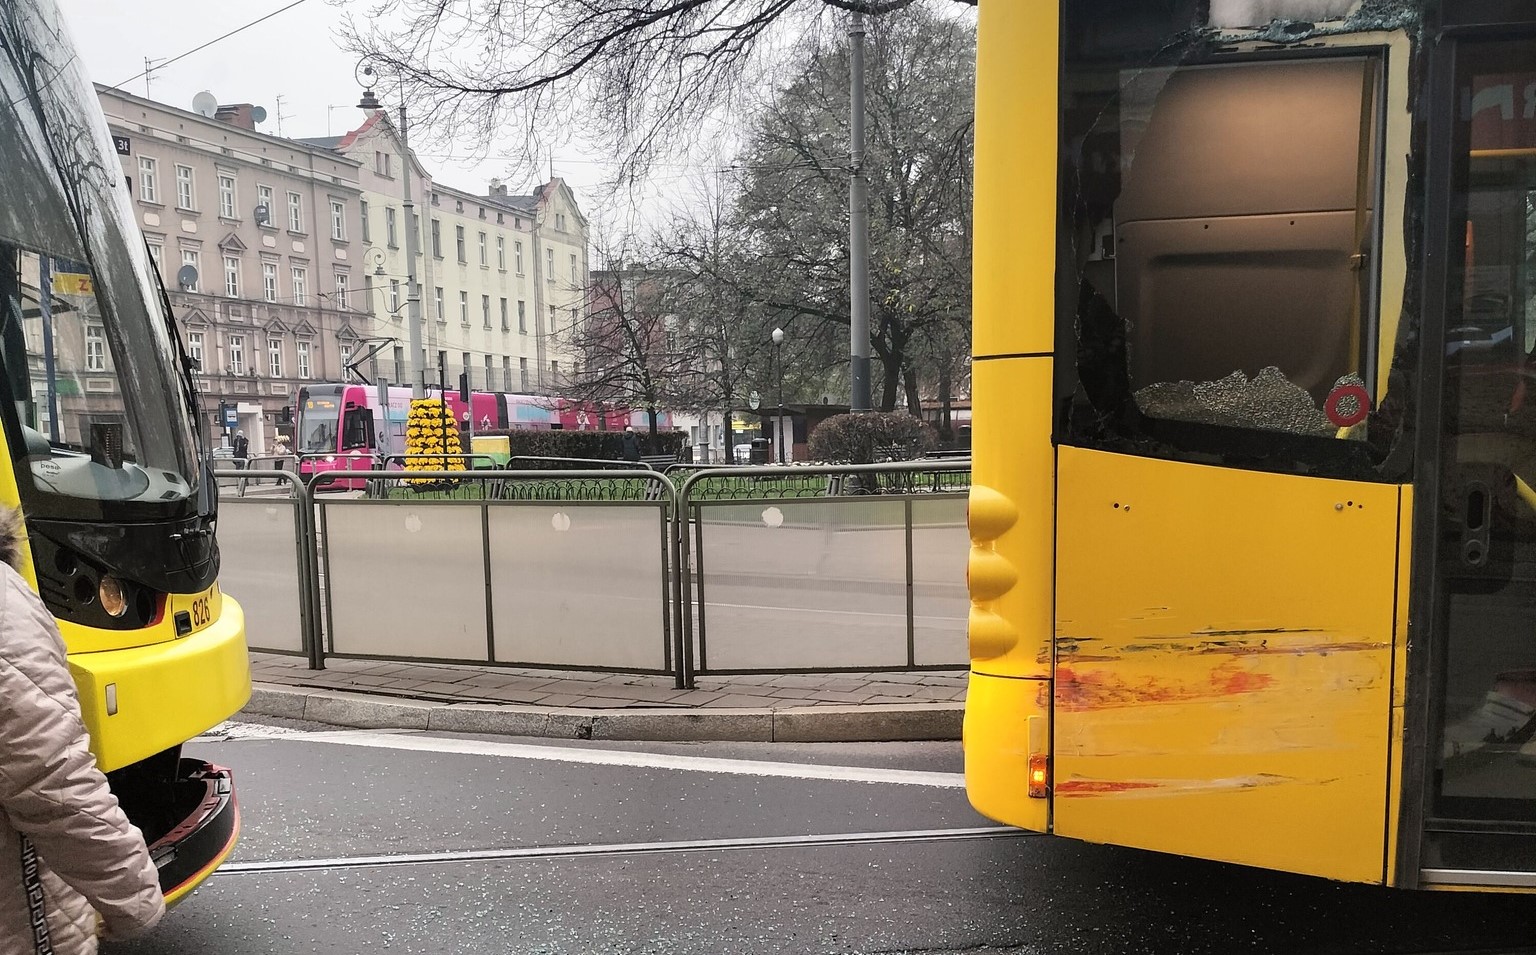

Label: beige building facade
[97,87,367,454]
[304,113,588,396]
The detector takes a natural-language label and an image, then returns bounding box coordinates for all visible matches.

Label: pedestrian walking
[232,430,249,470]
[0,508,165,954]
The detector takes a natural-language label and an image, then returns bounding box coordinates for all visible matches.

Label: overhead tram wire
[109,0,312,91]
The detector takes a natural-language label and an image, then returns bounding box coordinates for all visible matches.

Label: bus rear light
[1028,754,1050,799]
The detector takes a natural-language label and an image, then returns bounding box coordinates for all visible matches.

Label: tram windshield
[0,4,201,520]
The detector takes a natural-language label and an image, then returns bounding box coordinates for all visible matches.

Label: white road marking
[278,729,967,788]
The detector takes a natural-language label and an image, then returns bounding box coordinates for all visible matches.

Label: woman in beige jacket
[0,511,164,954]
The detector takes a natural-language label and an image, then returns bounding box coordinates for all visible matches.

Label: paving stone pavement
[248,651,968,710]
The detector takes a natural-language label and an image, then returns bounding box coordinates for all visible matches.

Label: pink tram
[294,383,669,487]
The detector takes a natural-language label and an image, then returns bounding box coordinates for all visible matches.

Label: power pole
[399,105,426,398]
[848,11,872,412]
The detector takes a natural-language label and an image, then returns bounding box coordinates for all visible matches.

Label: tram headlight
[98,575,128,618]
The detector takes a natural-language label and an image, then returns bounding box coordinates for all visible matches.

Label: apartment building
[97,87,367,453]
[304,111,588,396]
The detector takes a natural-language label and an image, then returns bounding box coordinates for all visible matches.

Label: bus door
[1050,1,1410,885]
[1418,23,1536,886]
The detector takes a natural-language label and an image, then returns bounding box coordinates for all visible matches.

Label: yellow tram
[1,0,250,902]
[965,0,1536,890]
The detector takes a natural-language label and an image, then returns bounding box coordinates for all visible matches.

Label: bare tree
[341,0,976,183]
[559,241,696,437]
[666,7,974,413]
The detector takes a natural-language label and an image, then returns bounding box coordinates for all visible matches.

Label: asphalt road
[103,719,1536,955]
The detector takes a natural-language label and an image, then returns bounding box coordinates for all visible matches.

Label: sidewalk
[244,652,968,743]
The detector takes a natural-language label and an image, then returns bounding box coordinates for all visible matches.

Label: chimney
[489,180,508,198]
[214,103,258,129]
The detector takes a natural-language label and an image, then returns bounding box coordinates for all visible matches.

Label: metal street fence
[212,460,970,688]
[215,470,321,662]
[313,469,676,675]
[675,462,970,687]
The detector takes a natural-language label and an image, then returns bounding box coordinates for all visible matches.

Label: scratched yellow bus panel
[962,356,1054,834]
[1053,447,1400,884]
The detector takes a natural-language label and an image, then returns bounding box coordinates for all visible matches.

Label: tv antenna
[144,57,168,97]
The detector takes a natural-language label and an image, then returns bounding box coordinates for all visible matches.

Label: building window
[257,185,274,226]
[502,356,511,391]
[146,241,164,273]
[291,267,307,306]
[519,357,529,391]
[393,345,404,381]
[85,325,106,372]
[515,241,524,274]
[518,300,526,333]
[570,253,578,285]
[389,279,400,314]
[571,306,579,328]
[496,236,506,270]
[546,248,554,283]
[268,337,283,378]
[262,262,277,302]
[138,157,158,203]
[484,355,494,391]
[461,351,471,386]
[180,249,199,290]
[218,174,236,218]
[341,343,352,371]
[455,200,463,213]
[499,297,508,331]
[223,255,240,297]
[334,272,349,308]
[431,219,441,258]
[548,304,555,329]
[229,335,246,376]
[458,291,468,325]
[360,199,371,242]
[175,164,194,210]
[297,340,311,379]
[482,294,491,328]
[455,225,466,263]
[434,286,445,323]
[287,192,303,232]
[556,213,566,232]
[375,151,391,176]
[386,207,398,248]
[478,232,487,267]
[187,331,204,369]
[331,200,346,240]
[550,359,559,384]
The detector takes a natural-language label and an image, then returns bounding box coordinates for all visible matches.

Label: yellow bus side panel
[70,595,251,772]
[965,672,1050,832]
[972,0,1056,360]
[1384,486,1413,885]
[1053,448,1399,884]
[967,357,1054,679]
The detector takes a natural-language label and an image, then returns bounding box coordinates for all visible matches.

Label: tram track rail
[217,825,1034,875]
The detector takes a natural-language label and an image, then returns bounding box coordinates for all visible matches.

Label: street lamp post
[358,68,425,399]
[771,327,785,464]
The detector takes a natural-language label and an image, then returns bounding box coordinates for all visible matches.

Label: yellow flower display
[403,398,465,486]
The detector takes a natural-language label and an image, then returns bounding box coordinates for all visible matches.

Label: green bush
[475,428,688,463]
[807,412,937,464]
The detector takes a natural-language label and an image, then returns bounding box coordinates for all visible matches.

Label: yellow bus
[965,0,1536,891]
[2,0,250,902]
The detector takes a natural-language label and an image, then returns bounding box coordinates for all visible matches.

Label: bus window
[1061,3,1391,475]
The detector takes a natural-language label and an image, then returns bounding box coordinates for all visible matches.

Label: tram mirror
[89,422,124,469]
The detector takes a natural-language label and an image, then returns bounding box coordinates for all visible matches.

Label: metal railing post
[214,468,323,667]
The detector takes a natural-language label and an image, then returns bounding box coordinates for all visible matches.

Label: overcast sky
[60,0,647,228]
